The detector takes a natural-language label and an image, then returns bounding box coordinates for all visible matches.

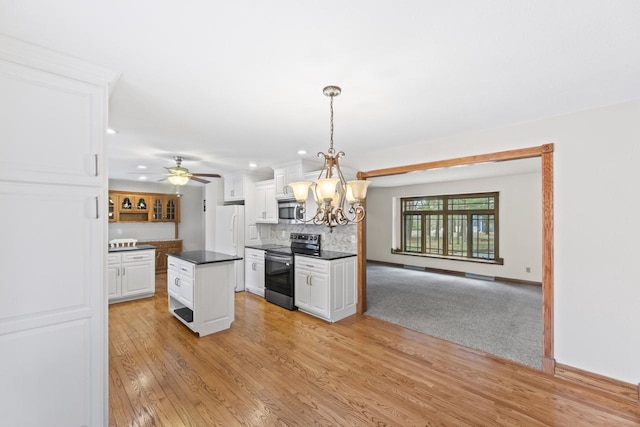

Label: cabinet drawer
[122,250,154,263]
[167,256,195,278]
[295,255,329,274]
[245,248,265,262]
[107,253,121,265]
[177,262,194,278]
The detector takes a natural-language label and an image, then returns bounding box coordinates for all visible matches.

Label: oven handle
[265,253,292,264]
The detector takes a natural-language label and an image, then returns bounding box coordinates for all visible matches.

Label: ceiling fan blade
[190,176,211,184]
[190,173,221,178]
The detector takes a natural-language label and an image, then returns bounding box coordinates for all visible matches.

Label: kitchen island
[167,250,242,337]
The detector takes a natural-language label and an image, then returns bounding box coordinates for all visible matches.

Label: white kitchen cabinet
[167,253,236,337]
[108,249,156,303]
[294,255,357,322]
[274,162,303,199]
[224,173,247,201]
[255,180,278,223]
[168,256,195,309]
[245,248,266,296]
[0,34,116,427]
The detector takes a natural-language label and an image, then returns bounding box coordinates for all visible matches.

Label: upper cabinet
[117,193,150,222]
[109,190,180,223]
[151,194,180,222]
[274,162,303,199]
[224,173,246,201]
[0,39,113,187]
[254,180,277,224]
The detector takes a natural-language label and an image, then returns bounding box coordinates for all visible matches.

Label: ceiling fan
[163,156,221,185]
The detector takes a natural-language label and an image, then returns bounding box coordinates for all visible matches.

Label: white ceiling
[2,1,639,186]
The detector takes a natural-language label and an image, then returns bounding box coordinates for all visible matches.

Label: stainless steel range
[264,233,321,310]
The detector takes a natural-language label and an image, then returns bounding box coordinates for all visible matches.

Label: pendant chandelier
[288,85,370,232]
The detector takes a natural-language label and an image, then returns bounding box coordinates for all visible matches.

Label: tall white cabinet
[0,35,117,427]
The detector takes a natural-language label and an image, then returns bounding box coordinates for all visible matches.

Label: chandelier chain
[328,94,335,155]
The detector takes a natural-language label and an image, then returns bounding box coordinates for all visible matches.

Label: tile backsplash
[271,223,357,253]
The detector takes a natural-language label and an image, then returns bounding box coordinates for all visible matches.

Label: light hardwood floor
[109,274,640,426]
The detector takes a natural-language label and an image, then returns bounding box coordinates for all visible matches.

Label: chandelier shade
[288,85,370,231]
[289,181,312,203]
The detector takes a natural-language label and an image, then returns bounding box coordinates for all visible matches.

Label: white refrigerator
[212,205,245,292]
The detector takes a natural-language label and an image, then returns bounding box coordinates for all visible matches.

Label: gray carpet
[365,264,543,369]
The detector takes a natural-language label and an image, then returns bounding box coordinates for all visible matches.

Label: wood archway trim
[356,143,555,373]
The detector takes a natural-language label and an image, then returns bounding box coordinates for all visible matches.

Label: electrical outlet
[117,229,123,235]
[350,235,356,243]
[526,267,531,273]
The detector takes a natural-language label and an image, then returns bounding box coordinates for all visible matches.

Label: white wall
[108,179,206,251]
[367,172,542,282]
[353,100,640,384]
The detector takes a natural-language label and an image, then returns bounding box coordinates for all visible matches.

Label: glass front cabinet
[109,191,180,223]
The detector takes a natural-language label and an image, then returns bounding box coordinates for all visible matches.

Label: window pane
[448,196,495,210]
[425,214,443,255]
[472,214,495,259]
[403,214,422,252]
[403,198,442,211]
[448,214,467,256]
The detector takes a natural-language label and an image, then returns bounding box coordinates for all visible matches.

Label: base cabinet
[139,239,183,273]
[108,249,156,303]
[245,248,266,296]
[167,255,235,337]
[294,255,357,322]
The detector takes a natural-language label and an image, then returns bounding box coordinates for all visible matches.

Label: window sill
[390,249,504,265]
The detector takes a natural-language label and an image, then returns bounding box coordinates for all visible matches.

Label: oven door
[264,252,294,297]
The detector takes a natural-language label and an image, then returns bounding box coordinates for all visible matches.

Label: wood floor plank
[108,274,640,426]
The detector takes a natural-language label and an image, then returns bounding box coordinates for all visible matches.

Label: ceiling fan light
[168,175,189,186]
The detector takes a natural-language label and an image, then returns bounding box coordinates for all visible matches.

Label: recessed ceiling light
[249,162,257,168]
[106,127,118,135]
[138,176,147,180]
[297,150,307,155]
[136,165,147,169]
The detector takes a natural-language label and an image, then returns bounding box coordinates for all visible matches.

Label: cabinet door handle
[122,267,125,276]
[132,256,144,259]
[94,153,99,177]
[181,267,188,272]
[116,267,120,277]
[175,278,181,287]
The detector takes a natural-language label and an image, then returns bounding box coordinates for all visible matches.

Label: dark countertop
[108,244,156,253]
[297,250,357,261]
[168,250,242,265]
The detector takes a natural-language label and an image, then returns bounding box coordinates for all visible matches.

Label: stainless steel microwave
[278,200,303,224]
